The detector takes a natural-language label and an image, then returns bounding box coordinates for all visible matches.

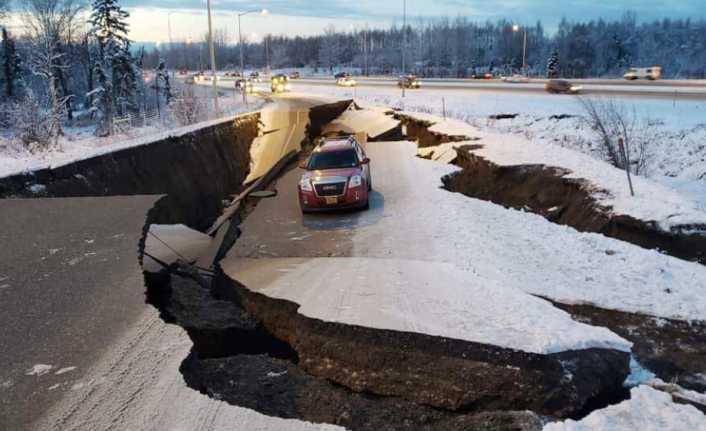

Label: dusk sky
[120,0,705,43]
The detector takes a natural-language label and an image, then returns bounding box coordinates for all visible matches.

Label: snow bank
[543,386,706,431]
[0,105,264,180]
[403,112,706,232]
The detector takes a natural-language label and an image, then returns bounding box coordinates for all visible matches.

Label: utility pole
[265,35,270,75]
[522,29,527,75]
[364,23,368,76]
[402,0,406,98]
[206,0,219,114]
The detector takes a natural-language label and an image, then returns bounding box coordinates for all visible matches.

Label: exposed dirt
[398,115,706,265]
[1,114,260,231]
[144,270,560,430]
[550,300,706,393]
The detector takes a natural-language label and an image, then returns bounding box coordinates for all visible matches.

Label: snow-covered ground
[349,140,706,322]
[295,83,706,181]
[0,97,265,179]
[35,307,343,431]
[544,385,706,431]
[224,257,631,355]
[293,84,706,232]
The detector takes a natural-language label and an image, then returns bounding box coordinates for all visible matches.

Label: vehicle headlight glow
[349,175,362,188]
[299,177,313,192]
[285,83,292,90]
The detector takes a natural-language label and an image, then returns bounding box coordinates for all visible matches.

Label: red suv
[298,137,371,213]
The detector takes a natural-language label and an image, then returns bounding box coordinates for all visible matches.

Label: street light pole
[206,0,219,114]
[513,24,528,76]
[401,0,406,98]
[522,29,527,75]
[237,9,268,105]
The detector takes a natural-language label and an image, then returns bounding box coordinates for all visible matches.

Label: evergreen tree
[156,59,171,104]
[1,28,22,99]
[88,0,138,123]
[89,61,113,136]
[546,49,560,78]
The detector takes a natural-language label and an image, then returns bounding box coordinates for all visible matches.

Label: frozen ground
[351,141,706,322]
[295,83,705,202]
[412,113,706,232]
[293,84,706,231]
[0,98,265,180]
[544,385,706,431]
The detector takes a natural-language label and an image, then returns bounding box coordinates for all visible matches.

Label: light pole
[401,0,406,98]
[237,9,268,105]
[238,9,268,76]
[167,12,174,46]
[206,0,219,114]
[512,24,527,76]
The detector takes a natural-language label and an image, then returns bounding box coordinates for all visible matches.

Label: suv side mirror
[361,157,370,165]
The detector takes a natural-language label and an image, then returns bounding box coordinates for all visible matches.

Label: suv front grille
[314,182,346,197]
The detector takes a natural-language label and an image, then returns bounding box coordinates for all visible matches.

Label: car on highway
[271,74,292,93]
[336,76,357,87]
[398,74,421,89]
[545,79,582,94]
[502,74,530,83]
[249,72,262,82]
[624,66,662,80]
[334,72,350,79]
[298,136,371,213]
[289,71,300,79]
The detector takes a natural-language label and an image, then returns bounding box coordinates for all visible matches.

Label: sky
[58,0,706,43]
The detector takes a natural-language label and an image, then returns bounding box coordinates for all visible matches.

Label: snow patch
[26,364,54,376]
[543,385,706,431]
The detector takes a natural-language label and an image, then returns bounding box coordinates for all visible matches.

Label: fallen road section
[221,256,631,416]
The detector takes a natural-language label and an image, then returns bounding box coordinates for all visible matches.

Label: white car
[624,66,662,80]
[502,74,530,83]
[336,76,357,87]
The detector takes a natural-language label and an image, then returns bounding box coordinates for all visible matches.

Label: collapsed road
[5,96,704,430]
[143,104,706,429]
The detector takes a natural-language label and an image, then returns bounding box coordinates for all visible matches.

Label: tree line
[151,12,706,79]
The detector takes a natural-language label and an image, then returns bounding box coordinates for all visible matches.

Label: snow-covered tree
[89,61,113,136]
[89,0,138,120]
[546,49,559,78]
[24,0,82,140]
[156,58,171,104]
[1,28,22,98]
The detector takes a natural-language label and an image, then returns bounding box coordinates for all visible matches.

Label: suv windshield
[308,149,359,170]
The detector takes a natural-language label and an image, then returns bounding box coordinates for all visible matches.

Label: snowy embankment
[0,100,265,180]
[407,113,706,233]
[544,385,706,431]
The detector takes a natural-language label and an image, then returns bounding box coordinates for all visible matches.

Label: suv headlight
[349,175,362,188]
[299,177,313,192]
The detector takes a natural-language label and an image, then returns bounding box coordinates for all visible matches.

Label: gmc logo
[322,185,337,191]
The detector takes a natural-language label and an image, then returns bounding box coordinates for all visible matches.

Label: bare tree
[11,89,56,151]
[23,0,82,141]
[169,84,205,126]
[578,96,652,176]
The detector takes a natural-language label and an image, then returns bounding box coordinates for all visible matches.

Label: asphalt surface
[0,196,158,431]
